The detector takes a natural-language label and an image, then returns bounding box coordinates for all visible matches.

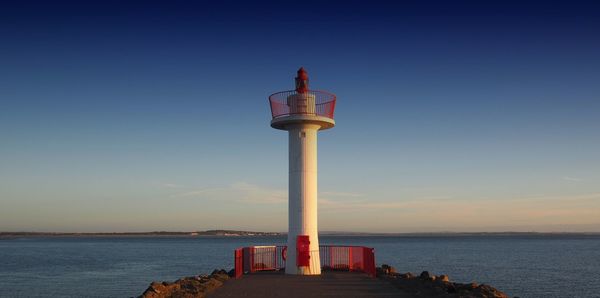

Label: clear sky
[1,1,599,233]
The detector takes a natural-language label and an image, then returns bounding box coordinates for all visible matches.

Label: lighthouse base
[284,246,321,275]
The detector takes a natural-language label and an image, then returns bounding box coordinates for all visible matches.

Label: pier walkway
[207,271,410,298]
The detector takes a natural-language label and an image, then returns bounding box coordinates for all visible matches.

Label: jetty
[139,267,509,298]
[208,271,401,297]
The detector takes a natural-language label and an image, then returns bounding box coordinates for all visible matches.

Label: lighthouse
[269,68,336,275]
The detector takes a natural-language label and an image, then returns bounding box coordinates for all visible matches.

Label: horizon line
[2,230,600,235]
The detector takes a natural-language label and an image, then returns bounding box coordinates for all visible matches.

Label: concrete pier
[207,272,408,298]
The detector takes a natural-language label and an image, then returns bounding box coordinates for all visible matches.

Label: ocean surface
[1,235,599,298]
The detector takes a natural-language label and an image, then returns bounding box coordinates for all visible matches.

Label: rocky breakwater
[377,264,510,298]
[139,269,232,298]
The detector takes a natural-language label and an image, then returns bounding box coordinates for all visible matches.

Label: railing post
[242,247,252,273]
[360,247,364,270]
[234,248,243,278]
[329,246,333,268]
[348,247,353,271]
[363,247,376,277]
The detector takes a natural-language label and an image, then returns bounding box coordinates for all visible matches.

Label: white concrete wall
[285,123,321,275]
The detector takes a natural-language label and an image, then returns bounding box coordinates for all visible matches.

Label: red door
[296,235,310,266]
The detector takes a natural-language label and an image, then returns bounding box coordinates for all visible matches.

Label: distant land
[1,230,598,239]
[319,231,600,237]
[0,230,282,238]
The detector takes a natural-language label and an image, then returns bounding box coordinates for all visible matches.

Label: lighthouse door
[296,235,310,267]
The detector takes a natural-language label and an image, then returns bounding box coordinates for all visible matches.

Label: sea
[0,235,599,298]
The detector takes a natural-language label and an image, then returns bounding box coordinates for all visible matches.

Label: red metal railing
[269,90,336,120]
[234,245,376,278]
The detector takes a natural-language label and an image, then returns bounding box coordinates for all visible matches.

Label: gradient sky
[1,1,600,232]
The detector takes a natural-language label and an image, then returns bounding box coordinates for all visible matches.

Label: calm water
[1,235,599,297]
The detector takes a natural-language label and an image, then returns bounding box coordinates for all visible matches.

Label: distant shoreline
[0,230,282,239]
[2,230,599,239]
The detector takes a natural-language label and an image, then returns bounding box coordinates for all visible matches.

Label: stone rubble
[139,269,231,298]
[376,264,510,298]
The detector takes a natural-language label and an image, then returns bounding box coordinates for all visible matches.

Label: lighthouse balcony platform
[269,90,336,130]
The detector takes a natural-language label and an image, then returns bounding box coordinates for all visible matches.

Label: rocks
[377,267,509,298]
[139,268,230,298]
[454,283,509,298]
[447,283,457,293]
[381,264,396,274]
[438,274,450,282]
[399,272,414,279]
[376,264,398,276]
[419,271,431,279]
[211,269,228,276]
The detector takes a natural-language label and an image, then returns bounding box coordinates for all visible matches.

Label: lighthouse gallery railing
[269,90,336,119]
[233,245,376,278]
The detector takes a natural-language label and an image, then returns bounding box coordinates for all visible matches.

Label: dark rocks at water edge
[377,264,510,298]
[139,269,232,298]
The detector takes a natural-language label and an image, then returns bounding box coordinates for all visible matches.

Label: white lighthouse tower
[269,68,336,275]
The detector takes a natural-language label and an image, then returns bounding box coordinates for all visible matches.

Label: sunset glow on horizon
[1,1,599,233]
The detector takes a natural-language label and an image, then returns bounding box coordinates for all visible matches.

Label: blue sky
[1,1,599,232]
